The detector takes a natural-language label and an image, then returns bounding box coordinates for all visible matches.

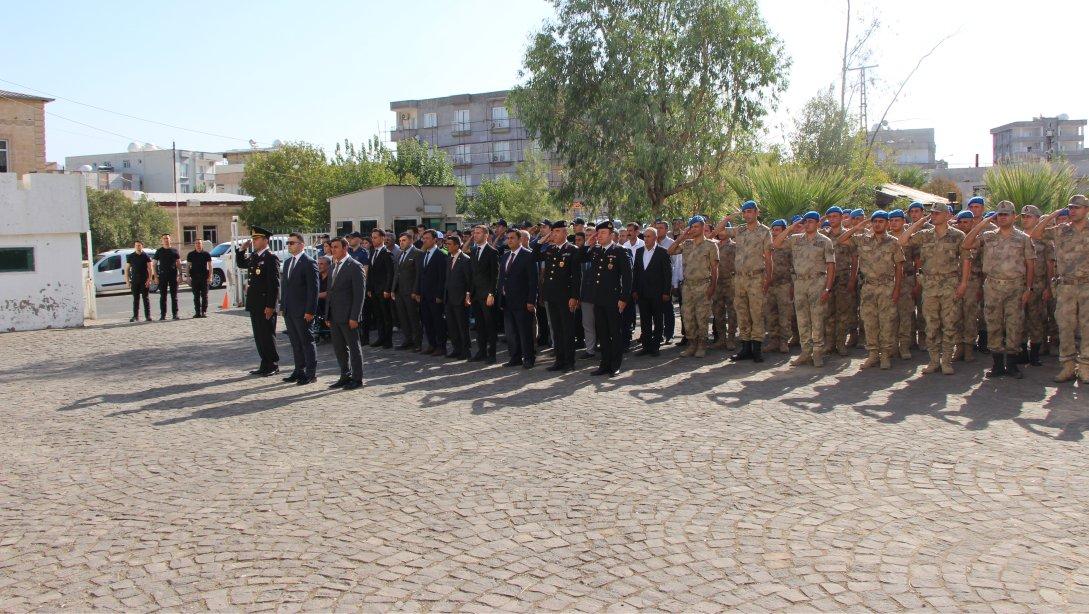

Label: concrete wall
[329,185,457,234]
[0,97,49,176]
[0,173,88,331]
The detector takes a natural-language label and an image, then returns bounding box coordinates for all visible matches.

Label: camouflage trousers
[681,279,712,341]
[861,281,897,355]
[734,273,766,342]
[1057,282,1089,366]
[824,271,856,349]
[922,276,961,357]
[957,277,982,343]
[1024,285,1048,345]
[895,274,917,348]
[793,276,828,355]
[914,284,926,342]
[983,278,1025,353]
[764,282,793,345]
[711,274,736,341]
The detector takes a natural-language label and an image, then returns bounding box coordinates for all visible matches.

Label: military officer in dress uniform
[236,226,282,376]
[537,220,582,371]
[583,221,632,377]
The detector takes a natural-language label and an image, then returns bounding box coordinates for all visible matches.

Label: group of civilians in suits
[239,216,679,389]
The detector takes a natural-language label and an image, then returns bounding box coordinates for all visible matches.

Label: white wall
[0,173,88,332]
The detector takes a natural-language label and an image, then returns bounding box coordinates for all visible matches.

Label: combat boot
[951,344,965,362]
[860,352,880,369]
[1006,353,1023,379]
[922,352,941,374]
[751,341,764,363]
[730,341,753,361]
[986,353,1005,378]
[1054,361,1077,383]
[694,339,707,358]
[963,344,975,363]
[1028,343,1042,367]
[940,355,955,375]
[879,354,892,370]
[812,350,825,368]
[680,338,697,357]
[790,352,812,367]
[898,343,912,360]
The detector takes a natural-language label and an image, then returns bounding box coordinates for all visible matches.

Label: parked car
[93,249,158,294]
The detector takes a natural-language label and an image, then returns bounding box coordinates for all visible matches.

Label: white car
[93,249,159,294]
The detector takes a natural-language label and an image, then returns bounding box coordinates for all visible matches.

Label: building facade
[328,185,459,237]
[137,192,253,253]
[0,89,53,176]
[214,145,281,195]
[991,116,1087,163]
[867,127,938,168]
[66,147,222,193]
[389,91,558,195]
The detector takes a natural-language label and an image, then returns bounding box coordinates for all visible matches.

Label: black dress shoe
[546,364,563,372]
[383,343,393,349]
[397,343,413,350]
[129,317,137,322]
[296,376,317,386]
[579,351,596,360]
[343,380,363,390]
[445,351,460,358]
[486,355,497,364]
[503,359,521,367]
[172,314,179,320]
[606,369,621,377]
[258,367,279,377]
[328,378,350,389]
[561,364,574,372]
[522,361,534,369]
[282,372,300,382]
[468,353,484,362]
[590,368,608,376]
[635,349,651,357]
[249,367,269,375]
[159,315,166,321]
[369,340,384,348]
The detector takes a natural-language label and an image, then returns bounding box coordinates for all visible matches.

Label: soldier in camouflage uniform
[724,200,773,363]
[667,216,718,358]
[952,211,982,363]
[765,219,794,354]
[901,203,969,375]
[709,221,737,351]
[1031,195,1089,383]
[820,207,858,355]
[839,211,905,369]
[886,209,916,359]
[907,201,929,350]
[1020,205,1049,366]
[773,211,835,367]
[963,200,1036,379]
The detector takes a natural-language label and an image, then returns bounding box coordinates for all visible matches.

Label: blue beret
[740,200,758,211]
[967,196,985,206]
[802,211,820,221]
[870,210,889,221]
[889,209,905,219]
[687,215,706,227]
[791,215,802,224]
[825,206,843,215]
[907,201,924,211]
[821,221,831,227]
[771,218,787,228]
[983,211,996,219]
[955,210,974,220]
[1058,208,1071,216]
[850,208,865,218]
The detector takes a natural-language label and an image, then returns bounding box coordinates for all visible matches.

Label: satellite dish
[142,143,159,151]
[127,142,142,152]
[272,139,283,148]
[1058,113,1069,120]
[78,164,93,173]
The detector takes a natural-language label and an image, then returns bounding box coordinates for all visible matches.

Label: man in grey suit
[280,233,320,385]
[391,232,424,351]
[325,238,366,390]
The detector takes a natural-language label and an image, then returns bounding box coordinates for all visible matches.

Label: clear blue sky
[6,0,1088,168]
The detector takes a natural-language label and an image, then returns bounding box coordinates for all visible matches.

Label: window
[183,226,197,244]
[335,220,353,236]
[492,141,511,163]
[454,109,470,133]
[0,139,7,173]
[99,254,122,272]
[423,112,437,128]
[453,144,471,166]
[202,225,218,243]
[422,217,443,230]
[491,105,510,129]
[122,159,130,168]
[358,220,378,234]
[0,247,34,273]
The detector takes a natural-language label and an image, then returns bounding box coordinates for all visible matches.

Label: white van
[93,249,159,294]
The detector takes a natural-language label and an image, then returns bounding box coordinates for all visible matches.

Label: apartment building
[867,127,938,168]
[215,143,282,195]
[66,146,222,193]
[991,115,1087,163]
[0,89,54,176]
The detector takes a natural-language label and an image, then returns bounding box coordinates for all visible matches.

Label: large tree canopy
[510,0,788,216]
[87,188,174,252]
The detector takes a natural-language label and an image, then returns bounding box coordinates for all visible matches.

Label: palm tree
[983,162,1075,213]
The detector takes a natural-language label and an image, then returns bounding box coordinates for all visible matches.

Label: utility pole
[847,64,877,132]
[172,141,181,242]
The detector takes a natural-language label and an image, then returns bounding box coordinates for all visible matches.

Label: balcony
[451,123,471,137]
[490,152,511,165]
[390,127,418,141]
[452,155,472,167]
[490,119,510,133]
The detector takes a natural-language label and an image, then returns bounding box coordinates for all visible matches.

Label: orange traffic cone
[220,292,230,310]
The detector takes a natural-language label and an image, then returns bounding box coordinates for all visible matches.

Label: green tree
[790,86,855,170]
[240,143,333,231]
[724,163,861,221]
[983,162,1076,213]
[467,151,561,223]
[510,0,789,216]
[87,188,173,251]
[886,165,928,189]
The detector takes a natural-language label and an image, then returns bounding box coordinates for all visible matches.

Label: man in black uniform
[584,221,632,377]
[185,239,212,317]
[368,228,395,348]
[469,224,500,363]
[126,240,153,322]
[537,220,582,371]
[236,226,282,375]
[153,233,180,320]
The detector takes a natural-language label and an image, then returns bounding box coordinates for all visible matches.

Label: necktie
[424,250,431,268]
[399,252,406,266]
[286,256,294,279]
[332,259,342,285]
[451,255,457,270]
[505,252,514,273]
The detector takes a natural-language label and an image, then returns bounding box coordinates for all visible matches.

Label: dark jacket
[369,245,394,295]
[236,248,281,312]
[536,242,582,302]
[280,253,319,316]
[444,251,473,305]
[582,243,632,306]
[391,246,423,296]
[416,247,449,301]
[496,247,539,309]
[469,242,500,301]
[326,256,366,324]
[633,245,672,299]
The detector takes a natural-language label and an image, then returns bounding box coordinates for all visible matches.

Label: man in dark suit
[537,220,582,371]
[280,232,320,384]
[469,224,500,363]
[584,221,633,376]
[235,226,282,376]
[325,238,366,390]
[493,229,539,368]
[368,228,395,348]
[414,229,449,356]
[391,232,424,351]
[633,226,672,357]
[443,235,473,359]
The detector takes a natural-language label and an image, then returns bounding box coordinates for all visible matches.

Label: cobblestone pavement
[2,310,1088,612]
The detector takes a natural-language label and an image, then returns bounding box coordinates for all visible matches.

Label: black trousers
[373,295,394,346]
[594,302,623,373]
[536,299,551,344]
[284,312,316,377]
[504,303,535,365]
[444,302,471,356]
[637,295,666,353]
[663,292,676,340]
[622,300,636,348]
[159,276,178,317]
[190,278,209,315]
[546,299,576,366]
[472,300,498,357]
[394,293,422,347]
[249,309,280,368]
[131,285,150,318]
[330,321,363,382]
[420,297,447,350]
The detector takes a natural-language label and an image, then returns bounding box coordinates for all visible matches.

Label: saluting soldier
[952,210,983,363]
[709,220,737,351]
[1019,205,1049,366]
[886,209,916,359]
[820,207,858,355]
[537,221,582,371]
[765,219,794,354]
[838,211,905,370]
[773,211,835,366]
[724,200,773,362]
[583,221,632,377]
[668,216,718,358]
[236,226,282,376]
